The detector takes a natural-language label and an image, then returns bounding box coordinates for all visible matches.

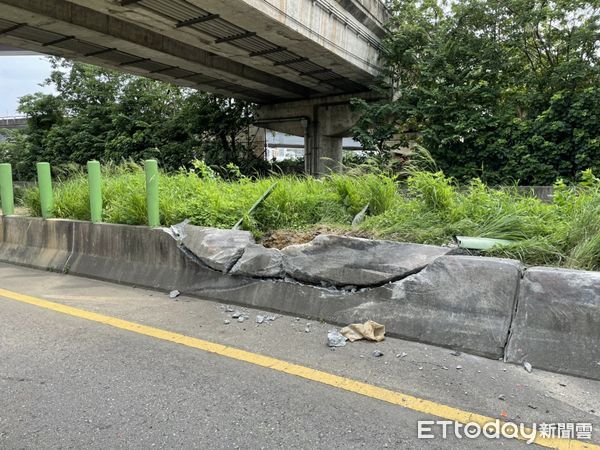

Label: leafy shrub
[23,163,600,271]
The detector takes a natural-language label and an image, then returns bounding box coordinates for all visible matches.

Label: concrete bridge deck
[0,0,386,103]
[0,116,27,129]
[0,0,389,174]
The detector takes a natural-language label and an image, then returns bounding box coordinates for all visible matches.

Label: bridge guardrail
[0,116,28,129]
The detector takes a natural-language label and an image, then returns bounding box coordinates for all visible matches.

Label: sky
[0,55,55,116]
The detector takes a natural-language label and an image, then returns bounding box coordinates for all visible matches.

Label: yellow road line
[0,287,597,449]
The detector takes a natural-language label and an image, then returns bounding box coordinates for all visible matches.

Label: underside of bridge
[0,0,387,174]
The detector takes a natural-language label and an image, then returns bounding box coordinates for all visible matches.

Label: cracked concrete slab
[180,224,254,273]
[229,244,285,278]
[506,267,600,381]
[281,234,453,287]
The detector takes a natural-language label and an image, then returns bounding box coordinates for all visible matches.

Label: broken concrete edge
[0,215,599,381]
[176,222,457,289]
[179,225,254,273]
[279,234,455,287]
[0,217,517,356]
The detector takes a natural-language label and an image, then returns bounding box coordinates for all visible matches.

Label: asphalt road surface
[0,262,599,449]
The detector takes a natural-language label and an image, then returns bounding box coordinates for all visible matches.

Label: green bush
[23,163,600,271]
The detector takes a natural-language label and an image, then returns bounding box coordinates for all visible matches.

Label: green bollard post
[36,162,53,219]
[87,160,102,223]
[0,163,15,215]
[144,159,160,227]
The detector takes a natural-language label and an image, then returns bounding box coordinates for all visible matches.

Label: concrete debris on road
[340,320,385,343]
[305,323,311,333]
[450,350,461,356]
[396,352,408,358]
[223,308,252,324]
[327,329,348,347]
[224,319,230,325]
[256,315,265,324]
[524,361,533,373]
[169,289,180,299]
[372,350,384,357]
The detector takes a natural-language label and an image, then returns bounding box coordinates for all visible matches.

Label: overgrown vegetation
[24,163,600,271]
[353,0,599,184]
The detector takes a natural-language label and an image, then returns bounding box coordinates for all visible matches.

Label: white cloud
[0,55,55,116]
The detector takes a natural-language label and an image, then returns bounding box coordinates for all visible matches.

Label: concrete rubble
[327,329,348,347]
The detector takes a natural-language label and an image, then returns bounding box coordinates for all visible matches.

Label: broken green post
[233,182,278,230]
[144,159,160,227]
[454,236,512,251]
[87,160,102,223]
[36,162,53,219]
[0,163,15,215]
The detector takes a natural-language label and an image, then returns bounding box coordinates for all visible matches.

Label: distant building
[264,132,362,161]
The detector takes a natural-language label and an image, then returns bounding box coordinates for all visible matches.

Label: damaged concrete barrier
[199,255,523,359]
[5,216,599,380]
[181,224,254,273]
[325,256,523,358]
[282,234,453,287]
[0,216,72,272]
[229,244,284,278]
[66,222,251,293]
[506,268,600,381]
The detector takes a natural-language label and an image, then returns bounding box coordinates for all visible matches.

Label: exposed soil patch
[260,225,374,249]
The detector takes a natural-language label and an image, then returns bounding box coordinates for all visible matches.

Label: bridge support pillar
[255,93,375,177]
[304,118,343,176]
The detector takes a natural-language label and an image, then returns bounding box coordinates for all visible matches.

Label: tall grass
[23,162,600,271]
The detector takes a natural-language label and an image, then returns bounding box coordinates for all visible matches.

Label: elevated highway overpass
[0,0,389,174]
[0,116,28,130]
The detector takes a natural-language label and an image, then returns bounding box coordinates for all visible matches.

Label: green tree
[7,58,259,179]
[179,94,259,172]
[353,0,599,184]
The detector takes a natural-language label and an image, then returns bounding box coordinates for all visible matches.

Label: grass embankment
[23,163,600,271]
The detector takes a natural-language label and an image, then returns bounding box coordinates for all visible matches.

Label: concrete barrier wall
[0,216,598,380]
[0,217,73,272]
[68,221,255,295]
[506,268,600,380]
